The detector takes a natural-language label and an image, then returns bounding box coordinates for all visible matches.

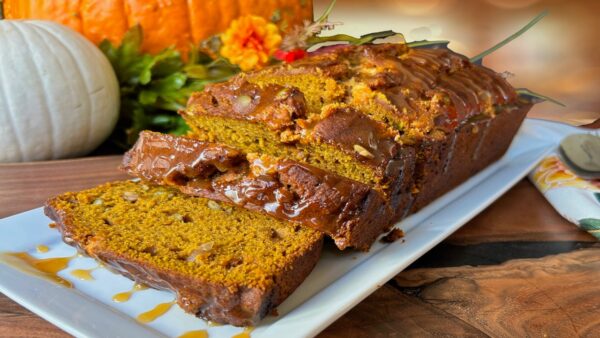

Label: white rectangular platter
[0,119,579,338]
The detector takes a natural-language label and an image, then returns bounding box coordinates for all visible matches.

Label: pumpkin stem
[0,1,4,20]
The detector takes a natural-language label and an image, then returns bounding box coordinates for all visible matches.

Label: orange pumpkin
[2,0,313,55]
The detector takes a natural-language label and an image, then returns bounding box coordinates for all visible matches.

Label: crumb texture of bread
[44,181,323,326]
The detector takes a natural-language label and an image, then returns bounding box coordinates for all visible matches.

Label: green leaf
[136,48,179,85]
[99,40,118,67]
[138,91,158,105]
[98,24,242,149]
[120,55,152,85]
[516,88,565,107]
[357,31,403,44]
[316,0,337,23]
[159,90,188,102]
[119,25,143,60]
[148,114,189,135]
[271,8,282,23]
[152,73,187,94]
[152,57,185,77]
[171,118,190,135]
[138,68,152,85]
[184,64,208,79]
[470,11,548,64]
[407,40,450,49]
[127,104,150,144]
[153,101,185,111]
[307,30,403,47]
[182,80,207,92]
[150,114,177,126]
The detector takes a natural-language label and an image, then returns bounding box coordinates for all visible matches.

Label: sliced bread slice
[44,181,323,326]
[121,131,391,250]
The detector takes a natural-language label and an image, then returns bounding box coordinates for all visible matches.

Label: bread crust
[409,103,532,212]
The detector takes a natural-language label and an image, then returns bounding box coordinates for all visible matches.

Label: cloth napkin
[529,154,600,239]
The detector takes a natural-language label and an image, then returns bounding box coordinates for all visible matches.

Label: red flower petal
[275,49,308,63]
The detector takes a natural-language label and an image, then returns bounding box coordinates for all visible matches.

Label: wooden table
[1,121,599,337]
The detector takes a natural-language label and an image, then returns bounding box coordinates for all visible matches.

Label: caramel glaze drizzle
[179,325,254,338]
[232,327,255,338]
[112,282,148,303]
[0,251,75,288]
[137,300,176,323]
[70,263,104,281]
[177,330,209,338]
[0,250,241,335]
[36,245,49,253]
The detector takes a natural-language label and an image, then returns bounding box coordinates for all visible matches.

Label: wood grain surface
[0,120,599,338]
[0,155,126,218]
[394,248,600,337]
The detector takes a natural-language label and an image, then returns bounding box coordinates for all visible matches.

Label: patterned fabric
[529,154,600,239]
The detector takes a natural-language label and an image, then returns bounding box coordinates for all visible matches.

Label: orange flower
[220,15,282,71]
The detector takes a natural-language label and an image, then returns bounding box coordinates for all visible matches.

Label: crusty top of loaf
[185,42,519,151]
[243,43,518,136]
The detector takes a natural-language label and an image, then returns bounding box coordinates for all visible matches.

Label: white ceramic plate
[0,119,580,338]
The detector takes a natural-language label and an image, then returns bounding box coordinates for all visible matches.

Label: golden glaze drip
[137,300,175,323]
[0,252,74,287]
[112,282,148,303]
[70,265,101,281]
[36,245,49,253]
[178,330,208,338]
[232,327,254,338]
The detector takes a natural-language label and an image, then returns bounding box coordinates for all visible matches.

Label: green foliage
[516,88,565,107]
[99,25,239,148]
[307,30,404,47]
[406,40,449,48]
[316,0,337,23]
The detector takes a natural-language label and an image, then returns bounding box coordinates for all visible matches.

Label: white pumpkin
[0,20,119,162]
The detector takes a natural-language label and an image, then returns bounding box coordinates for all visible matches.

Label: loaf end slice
[44,181,323,326]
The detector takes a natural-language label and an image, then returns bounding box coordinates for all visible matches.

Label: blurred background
[315,0,600,125]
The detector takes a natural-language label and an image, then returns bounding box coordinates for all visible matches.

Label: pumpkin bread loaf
[44,181,323,326]
[182,43,532,217]
[121,131,391,250]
